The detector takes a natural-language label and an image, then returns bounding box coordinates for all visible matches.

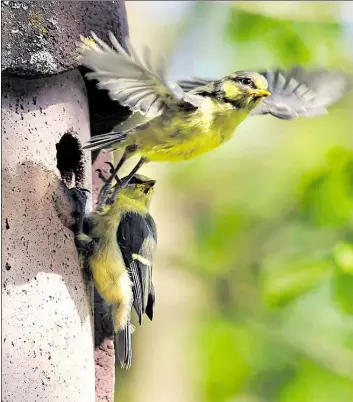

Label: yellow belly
[90,242,127,305]
[143,130,225,161]
[135,105,248,162]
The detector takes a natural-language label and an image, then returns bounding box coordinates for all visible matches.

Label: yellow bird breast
[90,240,131,306]
[136,101,248,162]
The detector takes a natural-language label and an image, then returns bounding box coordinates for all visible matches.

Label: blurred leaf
[334,242,353,274]
[226,8,347,69]
[199,320,268,402]
[296,147,353,228]
[281,283,353,356]
[232,1,344,24]
[332,269,353,315]
[193,209,254,276]
[280,359,353,402]
[261,258,332,307]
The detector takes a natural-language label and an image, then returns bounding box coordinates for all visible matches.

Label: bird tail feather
[115,323,132,370]
[82,131,128,152]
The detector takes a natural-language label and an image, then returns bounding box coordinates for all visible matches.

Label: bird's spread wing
[80,32,188,118]
[252,67,350,119]
[117,212,157,324]
[178,67,351,120]
[178,78,213,92]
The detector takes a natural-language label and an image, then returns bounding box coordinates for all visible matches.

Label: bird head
[120,174,156,208]
[215,72,271,111]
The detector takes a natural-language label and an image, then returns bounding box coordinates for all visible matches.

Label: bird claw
[95,164,122,186]
[104,161,116,174]
[95,169,109,183]
[105,179,128,206]
[96,183,112,211]
[95,161,125,211]
[68,187,89,234]
[105,162,123,187]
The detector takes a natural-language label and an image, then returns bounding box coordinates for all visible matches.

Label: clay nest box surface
[2,0,132,145]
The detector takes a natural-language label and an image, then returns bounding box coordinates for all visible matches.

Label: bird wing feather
[252,67,350,119]
[80,32,191,118]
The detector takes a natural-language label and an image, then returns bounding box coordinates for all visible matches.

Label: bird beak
[143,180,156,192]
[250,88,271,98]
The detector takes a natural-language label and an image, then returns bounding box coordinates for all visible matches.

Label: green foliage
[169,4,353,402]
[332,242,353,314]
[332,270,353,315]
[226,7,349,69]
[200,321,257,401]
[280,359,353,402]
[334,242,353,274]
[115,3,353,401]
[297,148,353,227]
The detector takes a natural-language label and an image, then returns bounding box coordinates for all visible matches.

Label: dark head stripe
[196,89,243,109]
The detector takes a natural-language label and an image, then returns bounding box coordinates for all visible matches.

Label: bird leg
[107,157,147,204]
[121,157,148,187]
[53,184,94,291]
[96,152,128,211]
[66,187,95,286]
[95,169,109,184]
[95,162,121,184]
[52,181,90,239]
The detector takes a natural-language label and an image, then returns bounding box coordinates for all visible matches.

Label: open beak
[142,180,156,193]
[250,88,271,98]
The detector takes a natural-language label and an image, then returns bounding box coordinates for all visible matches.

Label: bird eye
[240,77,253,86]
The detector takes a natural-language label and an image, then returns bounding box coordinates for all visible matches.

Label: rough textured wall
[2,70,95,402]
[2,2,130,401]
[1,1,128,78]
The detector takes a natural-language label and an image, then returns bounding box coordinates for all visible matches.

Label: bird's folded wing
[117,212,157,324]
[178,67,351,120]
[80,31,186,118]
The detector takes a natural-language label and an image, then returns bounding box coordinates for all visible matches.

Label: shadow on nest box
[79,66,132,164]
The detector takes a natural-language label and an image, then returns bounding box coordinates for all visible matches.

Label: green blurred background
[114,2,353,401]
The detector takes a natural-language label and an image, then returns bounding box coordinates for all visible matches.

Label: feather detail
[80,31,186,118]
[115,322,133,369]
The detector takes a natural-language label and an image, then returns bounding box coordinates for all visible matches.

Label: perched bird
[69,171,157,369]
[80,32,350,206]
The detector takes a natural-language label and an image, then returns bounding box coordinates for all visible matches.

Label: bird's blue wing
[117,212,157,324]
